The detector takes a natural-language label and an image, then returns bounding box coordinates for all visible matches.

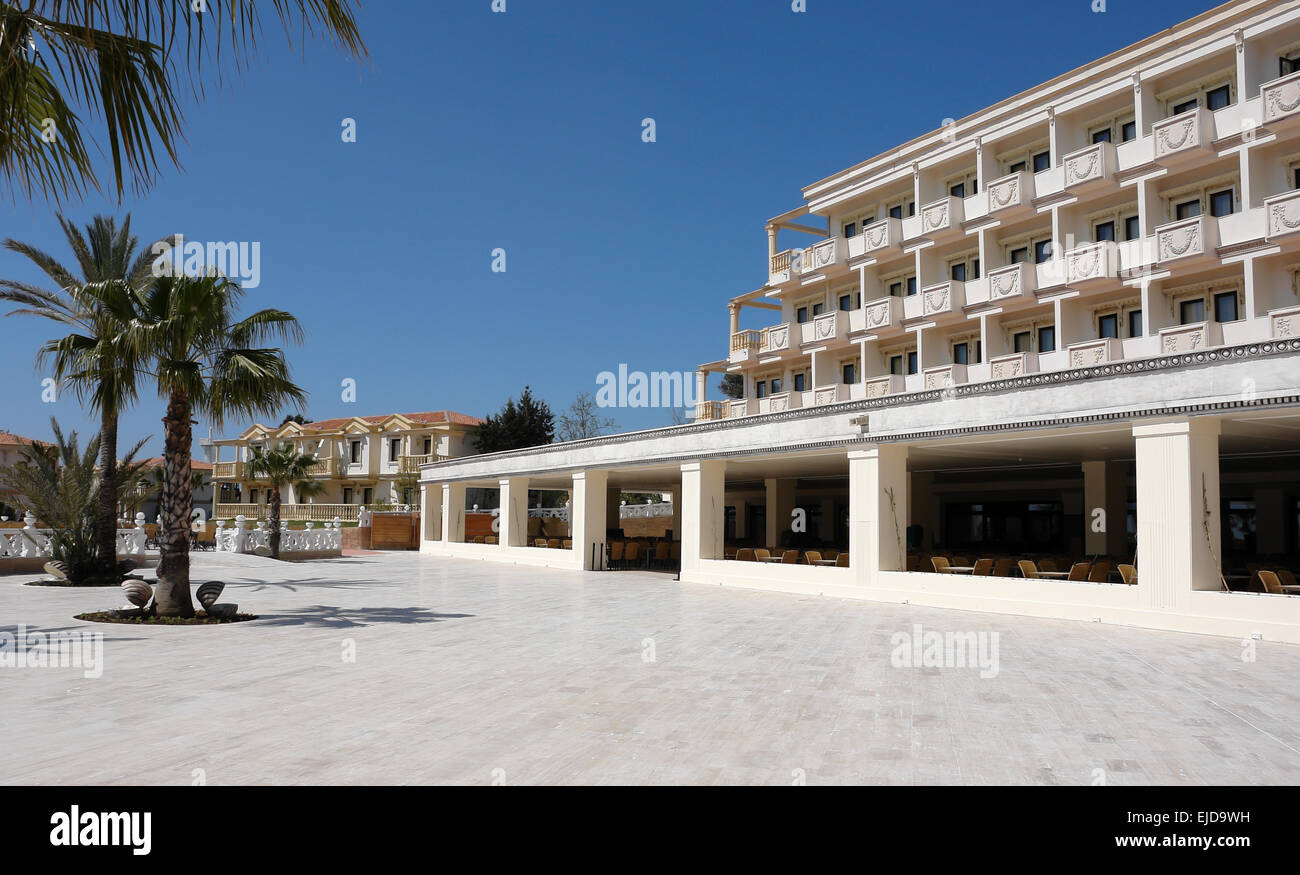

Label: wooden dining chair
[972,559,994,576]
[992,558,1014,578]
[931,556,952,574]
[951,556,971,568]
[736,548,755,562]
[754,548,771,562]
[804,550,823,565]
[1258,570,1284,594]
[609,541,624,569]
[561,539,572,550]
[1277,569,1297,588]
[1117,564,1138,585]
[654,541,670,567]
[1067,562,1091,581]
[1087,561,1113,582]
[835,553,850,568]
[1018,559,1040,579]
[781,549,799,564]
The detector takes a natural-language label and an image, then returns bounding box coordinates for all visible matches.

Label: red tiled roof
[0,431,51,448]
[300,411,483,431]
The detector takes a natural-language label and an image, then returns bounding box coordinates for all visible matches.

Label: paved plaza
[2,551,1298,785]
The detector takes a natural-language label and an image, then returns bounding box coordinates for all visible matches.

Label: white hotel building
[421,0,1300,643]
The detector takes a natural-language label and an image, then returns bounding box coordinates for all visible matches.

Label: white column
[442,483,466,543]
[850,445,910,580]
[421,482,442,542]
[1082,461,1129,557]
[733,498,748,539]
[1133,418,1222,612]
[499,477,530,547]
[681,460,725,572]
[571,470,608,569]
[606,486,622,536]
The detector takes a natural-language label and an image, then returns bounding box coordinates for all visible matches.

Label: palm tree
[0,215,169,579]
[245,443,322,559]
[1,1,365,201]
[130,272,305,615]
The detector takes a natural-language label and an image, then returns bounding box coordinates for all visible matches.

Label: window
[343,487,354,504]
[1284,53,1300,77]
[1008,160,1027,173]
[770,377,782,393]
[1013,331,1032,353]
[422,437,432,456]
[842,363,857,384]
[1173,97,1198,115]
[1206,85,1231,111]
[1032,151,1051,173]
[1128,309,1144,338]
[1209,188,1234,218]
[890,275,918,297]
[796,306,808,323]
[793,372,806,392]
[1095,220,1116,242]
[951,263,966,282]
[1010,246,1029,264]
[349,439,362,463]
[1038,326,1056,353]
[953,342,969,365]
[1098,313,1119,339]
[889,355,904,375]
[1034,240,1053,264]
[906,351,918,375]
[888,281,904,297]
[812,302,825,317]
[1214,291,1239,323]
[362,488,373,506]
[1295,166,1300,191]
[1176,199,1201,220]
[1121,120,1137,142]
[906,276,917,296]
[838,293,858,311]
[388,438,401,463]
[1091,127,1112,144]
[1124,215,1141,241]
[887,198,915,219]
[842,221,857,238]
[1180,298,1206,324]
[755,380,767,399]
[949,181,965,198]
[949,256,979,282]
[249,489,258,504]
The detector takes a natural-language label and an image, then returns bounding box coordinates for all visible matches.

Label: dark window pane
[889,282,903,297]
[889,205,903,219]
[1121,120,1137,142]
[1176,199,1201,220]
[950,182,965,199]
[1173,98,1198,114]
[1009,161,1027,173]
[1095,221,1116,242]
[1206,85,1231,111]
[843,222,857,238]
[1284,55,1300,77]
[1124,215,1141,240]
[796,306,808,323]
[1014,331,1032,353]
[770,378,781,393]
[813,302,825,316]
[890,356,903,375]
[950,263,967,282]
[1010,247,1029,264]
[906,276,917,296]
[839,294,852,311]
[1038,326,1056,353]
[1034,240,1053,264]
[908,202,916,217]
[1210,189,1234,217]
[1092,128,1112,143]
[1128,309,1143,338]
[1214,291,1238,323]
[1098,313,1119,338]
[1180,298,1206,324]
[953,343,968,365]
[972,259,980,279]
[907,351,918,375]
[842,363,856,384]
[793,373,806,392]
[1033,151,1051,173]
[756,381,766,398]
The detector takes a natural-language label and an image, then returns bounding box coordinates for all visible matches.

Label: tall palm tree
[1,1,365,201]
[245,443,321,560]
[0,214,168,580]
[130,272,305,616]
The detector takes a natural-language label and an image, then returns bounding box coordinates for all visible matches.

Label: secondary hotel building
[421,0,1300,643]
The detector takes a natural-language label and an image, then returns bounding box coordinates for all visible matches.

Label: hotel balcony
[308,457,337,477]
[694,400,726,421]
[398,454,445,473]
[727,399,754,418]
[213,461,243,480]
[799,237,847,277]
[1152,107,1214,165]
[800,310,848,346]
[758,392,801,414]
[1155,215,1219,267]
[769,249,797,285]
[904,281,964,320]
[923,363,967,390]
[1067,337,1123,368]
[1270,305,1300,340]
[905,196,965,243]
[729,329,762,363]
[1262,70,1300,128]
[850,296,902,334]
[988,352,1038,380]
[1064,241,1117,287]
[847,218,902,260]
[1264,189,1300,242]
[985,262,1037,303]
[1158,320,1223,354]
[863,374,906,399]
[759,322,793,356]
[809,384,847,406]
[1061,141,1117,193]
[984,170,1033,218]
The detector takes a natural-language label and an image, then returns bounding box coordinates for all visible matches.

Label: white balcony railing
[923,363,967,390]
[800,237,846,275]
[760,323,792,354]
[985,170,1032,216]
[854,296,901,333]
[848,218,902,259]
[729,329,761,363]
[1061,141,1117,191]
[1152,107,1214,163]
[1262,70,1300,125]
[728,399,754,418]
[917,196,964,239]
[915,281,964,318]
[1265,189,1300,242]
[986,262,1036,302]
[1065,242,1116,286]
[694,400,725,421]
[1269,305,1300,340]
[214,503,364,523]
[811,385,846,407]
[1155,215,1218,265]
[758,392,801,414]
[863,374,905,399]
[800,310,847,346]
[988,352,1038,380]
[769,249,797,284]
[1067,337,1123,367]
[1158,321,1223,354]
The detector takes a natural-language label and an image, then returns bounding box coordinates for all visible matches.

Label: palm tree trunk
[97,411,118,581]
[269,486,282,560]
[155,390,195,617]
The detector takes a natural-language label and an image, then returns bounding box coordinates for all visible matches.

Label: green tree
[0,214,169,579]
[718,373,744,399]
[279,413,308,426]
[475,386,555,454]
[130,272,306,615]
[245,443,319,560]
[556,391,617,442]
[1,1,365,201]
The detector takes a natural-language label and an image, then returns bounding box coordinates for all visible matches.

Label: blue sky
[0,0,1219,452]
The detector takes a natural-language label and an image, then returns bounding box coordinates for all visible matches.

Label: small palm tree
[245,444,322,560]
[0,215,170,578]
[130,272,305,615]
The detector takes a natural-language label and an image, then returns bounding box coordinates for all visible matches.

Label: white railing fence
[0,512,148,560]
[215,515,343,555]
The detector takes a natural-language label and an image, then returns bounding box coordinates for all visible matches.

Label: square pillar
[1133,418,1222,612]
[572,470,608,569]
[765,478,797,549]
[606,486,622,537]
[421,482,442,541]
[499,477,530,547]
[1082,460,1129,557]
[442,482,466,543]
[669,485,682,541]
[850,445,909,579]
[681,460,725,571]
[733,498,747,539]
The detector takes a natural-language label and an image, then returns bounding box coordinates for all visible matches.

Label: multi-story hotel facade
[211,410,482,522]
[420,0,1300,644]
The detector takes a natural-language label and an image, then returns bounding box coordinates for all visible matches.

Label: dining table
[1037,571,1070,579]
[947,566,976,574]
